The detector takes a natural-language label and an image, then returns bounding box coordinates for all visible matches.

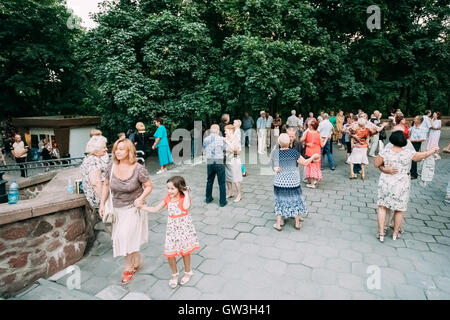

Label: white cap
[260,110,265,115]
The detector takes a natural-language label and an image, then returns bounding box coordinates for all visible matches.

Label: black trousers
[410,142,422,178]
[16,157,27,177]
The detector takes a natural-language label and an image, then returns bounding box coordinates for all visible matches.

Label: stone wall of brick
[0,168,95,297]
[0,206,91,296]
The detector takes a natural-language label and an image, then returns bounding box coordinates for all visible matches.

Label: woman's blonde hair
[233,119,242,128]
[90,129,102,137]
[85,136,107,155]
[135,122,146,131]
[278,133,290,147]
[111,138,137,164]
[224,124,235,132]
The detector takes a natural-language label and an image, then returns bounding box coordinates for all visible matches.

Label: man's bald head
[210,124,220,134]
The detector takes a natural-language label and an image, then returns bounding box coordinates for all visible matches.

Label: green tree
[0,0,91,118]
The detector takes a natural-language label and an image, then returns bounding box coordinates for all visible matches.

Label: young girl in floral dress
[141,176,199,288]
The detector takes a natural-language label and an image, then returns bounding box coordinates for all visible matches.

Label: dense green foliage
[0,0,92,117]
[1,0,449,139]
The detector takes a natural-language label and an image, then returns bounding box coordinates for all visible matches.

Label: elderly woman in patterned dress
[374,131,439,242]
[271,133,320,231]
[80,135,109,209]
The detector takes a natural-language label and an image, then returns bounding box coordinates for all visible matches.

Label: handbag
[102,163,116,224]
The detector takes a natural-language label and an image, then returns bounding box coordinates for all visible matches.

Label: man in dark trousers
[203,124,228,207]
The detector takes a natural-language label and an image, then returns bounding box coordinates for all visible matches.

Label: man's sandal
[169,273,179,288]
[180,271,194,285]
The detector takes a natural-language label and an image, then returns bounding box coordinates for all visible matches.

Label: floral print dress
[163,194,200,258]
[80,155,108,208]
[377,147,416,211]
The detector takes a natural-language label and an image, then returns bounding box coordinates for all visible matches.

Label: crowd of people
[77,109,448,290]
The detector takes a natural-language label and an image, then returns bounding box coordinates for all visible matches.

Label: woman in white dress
[374,131,439,242]
[427,112,441,159]
[224,124,243,202]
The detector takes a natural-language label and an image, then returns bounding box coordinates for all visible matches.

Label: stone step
[10,279,99,300]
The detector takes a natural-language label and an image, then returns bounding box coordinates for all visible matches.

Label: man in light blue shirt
[317,113,336,170]
[203,124,227,207]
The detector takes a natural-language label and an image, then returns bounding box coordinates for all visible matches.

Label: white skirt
[111,205,148,257]
[347,147,369,165]
[225,157,243,183]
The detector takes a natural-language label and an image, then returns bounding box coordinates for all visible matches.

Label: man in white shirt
[12,134,28,177]
[286,110,299,128]
[317,113,336,170]
[256,111,267,154]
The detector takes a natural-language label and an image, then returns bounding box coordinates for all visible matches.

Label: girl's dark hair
[309,119,319,130]
[395,115,404,125]
[389,130,407,147]
[167,176,187,195]
[155,117,164,125]
[435,112,441,120]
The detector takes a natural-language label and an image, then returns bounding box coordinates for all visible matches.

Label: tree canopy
[1,0,448,139]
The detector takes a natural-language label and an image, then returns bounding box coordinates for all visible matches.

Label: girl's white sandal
[180,271,194,285]
[169,273,179,288]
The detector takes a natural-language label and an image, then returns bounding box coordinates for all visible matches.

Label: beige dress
[106,163,150,257]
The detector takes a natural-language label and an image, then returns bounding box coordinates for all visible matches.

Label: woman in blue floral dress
[270,133,320,231]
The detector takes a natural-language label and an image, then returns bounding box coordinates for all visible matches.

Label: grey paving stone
[413,260,446,276]
[279,250,304,264]
[339,249,363,263]
[311,268,337,286]
[95,285,128,300]
[405,239,431,250]
[433,276,450,293]
[412,233,437,243]
[263,259,288,276]
[145,279,176,299]
[196,275,227,294]
[121,292,151,300]
[126,274,158,293]
[337,273,366,291]
[317,246,339,258]
[435,236,450,246]
[198,259,225,275]
[294,281,323,299]
[405,272,436,290]
[79,276,109,295]
[424,288,450,300]
[326,258,352,273]
[351,241,373,253]
[233,222,254,233]
[428,243,450,255]
[387,257,416,272]
[171,287,202,300]
[350,291,379,300]
[394,284,427,300]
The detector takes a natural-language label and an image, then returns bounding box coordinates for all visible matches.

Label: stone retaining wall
[0,168,95,297]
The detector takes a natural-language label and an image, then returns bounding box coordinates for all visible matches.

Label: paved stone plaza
[14,130,450,300]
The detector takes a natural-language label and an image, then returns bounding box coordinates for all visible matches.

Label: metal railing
[0,152,146,178]
[0,157,86,178]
